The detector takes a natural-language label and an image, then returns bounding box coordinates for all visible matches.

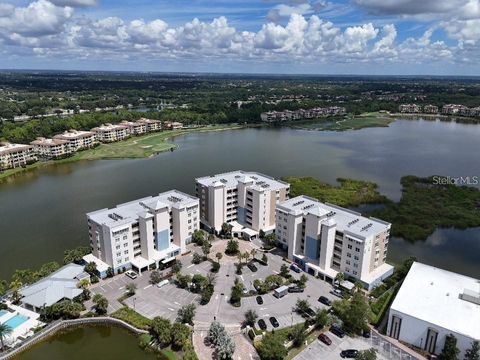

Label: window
[346,260,350,265]
[347,244,352,250]
[116,245,120,250]
[123,235,127,240]
[355,247,360,252]
[354,255,359,260]
[347,253,352,258]
[123,243,128,248]
[124,250,129,254]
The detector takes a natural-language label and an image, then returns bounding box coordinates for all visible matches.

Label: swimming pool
[3,314,29,329]
[0,310,7,317]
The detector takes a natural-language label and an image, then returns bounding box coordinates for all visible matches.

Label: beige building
[276,195,393,290]
[91,123,129,142]
[120,121,147,135]
[0,142,37,170]
[53,130,98,151]
[87,190,199,274]
[30,137,71,159]
[195,171,290,237]
[136,118,162,132]
[163,121,183,130]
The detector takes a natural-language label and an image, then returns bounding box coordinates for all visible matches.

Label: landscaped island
[286,175,480,241]
[286,112,394,131]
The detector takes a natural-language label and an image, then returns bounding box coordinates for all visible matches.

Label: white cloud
[49,0,96,7]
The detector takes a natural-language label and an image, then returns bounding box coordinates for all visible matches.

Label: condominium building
[53,130,98,151]
[86,190,199,274]
[91,123,129,142]
[387,262,480,358]
[30,137,71,159]
[136,118,162,132]
[275,196,393,290]
[120,121,147,135]
[423,105,439,114]
[195,171,290,237]
[163,121,183,130]
[0,142,37,170]
[260,107,346,122]
[398,104,422,113]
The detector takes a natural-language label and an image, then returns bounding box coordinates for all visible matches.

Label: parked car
[318,296,332,306]
[330,325,346,338]
[157,279,169,288]
[247,262,258,272]
[340,350,358,358]
[256,296,264,305]
[330,288,343,298]
[318,333,332,345]
[288,286,304,293]
[290,264,301,273]
[305,307,316,318]
[258,319,267,330]
[362,329,371,338]
[269,317,279,328]
[125,270,138,279]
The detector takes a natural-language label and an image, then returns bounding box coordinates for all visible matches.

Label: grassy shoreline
[287,112,394,131]
[0,124,245,182]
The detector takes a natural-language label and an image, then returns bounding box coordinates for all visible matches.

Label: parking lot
[294,331,388,360]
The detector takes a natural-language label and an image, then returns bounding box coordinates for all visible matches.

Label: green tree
[280,264,290,278]
[215,252,223,263]
[313,309,329,329]
[172,261,182,274]
[439,334,460,360]
[183,350,199,360]
[171,322,191,350]
[202,242,212,258]
[230,278,243,306]
[138,333,152,350]
[257,332,287,360]
[63,246,90,264]
[295,299,310,315]
[290,324,307,347]
[38,261,61,278]
[92,294,109,315]
[356,348,378,360]
[84,262,98,277]
[126,283,137,296]
[151,316,172,346]
[334,272,345,285]
[177,304,196,325]
[0,323,13,350]
[225,239,239,255]
[221,223,233,238]
[0,280,8,297]
[176,273,192,289]
[244,309,258,327]
[343,292,371,334]
[192,253,204,264]
[208,321,226,346]
[464,341,480,360]
[208,234,215,243]
[77,278,91,300]
[216,332,236,360]
[106,267,114,278]
[150,270,162,285]
[9,279,22,304]
[263,233,277,249]
[192,230,205,245]
[261,254,268,265]
[191,274,208,293]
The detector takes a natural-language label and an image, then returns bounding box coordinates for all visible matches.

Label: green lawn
[290,112,394,131]
[284,176,388,208]
[111,307,152,330]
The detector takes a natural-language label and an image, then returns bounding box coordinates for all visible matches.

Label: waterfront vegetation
[111,307,152,330]
[285,176,388,208]
[286,175,480,241]
[288,112,394,131]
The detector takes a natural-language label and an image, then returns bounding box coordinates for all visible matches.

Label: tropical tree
[77,278,91,300]
[208,234,215,243]
[192,230,205,245]
[334,273,345,285]
[290,324,307,347]
[84,262,98,277]
[9,279,22,304]
[261,253,268,265]
[226,239,239,255]
[280,264,290,278]
[149,270,162,285]
[356,348,378,360]
[295,299,310,315]
[106,267,114,278]
[176,273,191,289]
[63,246,89,264]
[0,323,13,350]
[151,316,172,346]
[92,294,108,314]
[244,309,258,327]
[439,334,460,360]
[216,332,236,360]
[208,321,226,346]
[221,223,233,238]
[333,292,372,335]
[202,242,212,257]
[242,251,250,263]
[464,340,480,360]
[298,274,308,288]
[313,309,329,329]
[171,322,191,350]
[171,261,182,274]
[192,253,204,264]
[177,304,196,325]
[216,252,223,263]
[257,332,287,360]
[250,249,257,260]
[126,283,137,296]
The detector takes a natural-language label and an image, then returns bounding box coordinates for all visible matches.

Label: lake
[0,119,479,279]
[13,326,157,360]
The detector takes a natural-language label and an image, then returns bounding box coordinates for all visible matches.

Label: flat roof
[196,170,289,192]
[0,143,32,154]
[87,190,198,228]
[30,137,68,146]
[277,195,390,239]
[53,130,95,139]
[390,262,480,339]
[83,254,110,273]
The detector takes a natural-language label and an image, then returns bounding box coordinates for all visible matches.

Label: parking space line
[143,284,152,290]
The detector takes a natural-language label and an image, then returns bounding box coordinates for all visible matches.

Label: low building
[53,130,98,151]
[387,262,480,358]
[82,253,110,279]
[136,118,162,132]
[399,104,421,113]
[20,264,90,312]
[30,137,71,159]
[260,107,346,122]
[0,142,37,170]
[87,190,199,274]
[423,105,439,114]
[195,171,290,235]
[163,121,183,130]
[276,196,393,290]
[91,123,129,142]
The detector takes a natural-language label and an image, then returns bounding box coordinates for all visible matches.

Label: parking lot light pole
[133,297,136,310]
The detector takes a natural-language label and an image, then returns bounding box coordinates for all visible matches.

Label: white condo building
[387,262,480,357]
[195,171,290,237]
[0,142,37,170]
[91,123,129,142]
[87,190,199,274]
[53,130,98,151]
[276,196,393,289]
[30,137,71,159]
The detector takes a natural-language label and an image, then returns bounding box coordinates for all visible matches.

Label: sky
[0,0,479,75]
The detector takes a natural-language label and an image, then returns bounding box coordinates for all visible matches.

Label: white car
[125,270,138,279]
[157,279,169,288]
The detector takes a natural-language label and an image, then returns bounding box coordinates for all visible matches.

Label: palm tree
[9,279,22,304]
[215,252,223,263]
[0,323,13,350]
[250,249,257,260]
[126,283,137,296]
[334,273,345,286]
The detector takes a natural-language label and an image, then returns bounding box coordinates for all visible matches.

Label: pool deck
[0,303,44,347]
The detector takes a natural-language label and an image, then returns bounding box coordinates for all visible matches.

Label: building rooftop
[53,130,95,139]
[87,190,199,228]
[391,262,480,339]
[196,170,289,192]
[30,137,68,146]
[20,263,86,308]
[277,195,390,239]
[0,142,32,155]
[91,123,128,132]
